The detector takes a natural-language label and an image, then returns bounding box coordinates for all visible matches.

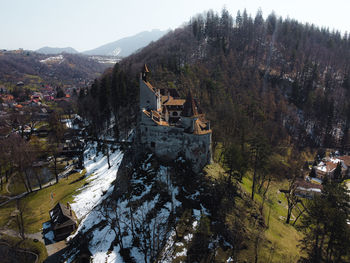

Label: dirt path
[5,174,14,194]
[0,228,44,244]
[45,240,67,257]
[0,224,68,258]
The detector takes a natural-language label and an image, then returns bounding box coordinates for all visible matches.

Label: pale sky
[0,0,349,52]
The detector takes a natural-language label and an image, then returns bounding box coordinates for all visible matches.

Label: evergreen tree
[223,143,248,182]
[299,180,350,262]
[333,162,342,181]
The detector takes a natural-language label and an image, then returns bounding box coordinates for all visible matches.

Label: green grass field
[0,170,88,234]
[238,172,303,262]
[204,160,304,262]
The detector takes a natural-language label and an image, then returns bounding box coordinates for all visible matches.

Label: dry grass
[0,170,87,234]
[239,173,304,262]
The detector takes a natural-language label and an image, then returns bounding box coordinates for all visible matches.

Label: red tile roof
[193,119,211,135]
[164,98,185,106]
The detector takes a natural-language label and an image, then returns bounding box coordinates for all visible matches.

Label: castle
[137,65,212,172]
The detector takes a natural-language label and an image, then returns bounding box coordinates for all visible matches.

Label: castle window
[151,142,155,148]
[172,111,178,116]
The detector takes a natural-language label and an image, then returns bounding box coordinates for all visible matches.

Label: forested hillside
[73,9,350,262]
[80,9,350,151]
[0,51,107,87]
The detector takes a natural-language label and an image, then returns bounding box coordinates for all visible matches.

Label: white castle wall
[139,79,160,111]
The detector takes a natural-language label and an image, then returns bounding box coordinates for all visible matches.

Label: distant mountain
[36,46,79,55]
[82,29,168,57]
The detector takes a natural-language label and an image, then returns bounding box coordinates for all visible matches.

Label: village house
[0,94,15,104]
[49,202,77,241]
[295,178,323,199]
[137,65,212,172]
[314,156,350,179]
[337,155,350,177]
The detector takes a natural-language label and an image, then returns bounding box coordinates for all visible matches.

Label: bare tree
[14,199,27,240]
[98,199,124,250]
[48,111,65,183]
[133,202,170,263]
[292,200,307,226]
[8,134,34,192]
[280,155,303,224]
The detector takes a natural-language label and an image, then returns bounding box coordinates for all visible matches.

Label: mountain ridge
[82,29,168,57]
[35,29,168,57]
[36,46,79,54]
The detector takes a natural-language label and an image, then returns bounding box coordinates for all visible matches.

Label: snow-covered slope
[70,143,123,219]
[65,152,182,262]
[64,144,215,263]
[82,29,168,57]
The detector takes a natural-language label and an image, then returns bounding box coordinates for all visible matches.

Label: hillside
[36,46,79,55]
[82,29,168,57]
[120,11,349,150]
[79,10,350,151]
[0,50,108,87]
[72,9,350,262]
[2,8,350,263]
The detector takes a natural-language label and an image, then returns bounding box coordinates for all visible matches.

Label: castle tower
[141,64,149,81]
[182,91,198,117]
[181,91,198,132]
[139,64,161,111]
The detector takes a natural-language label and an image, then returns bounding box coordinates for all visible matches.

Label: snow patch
[40,55,64,63]
[70,143,123,219]
[175,247,187,257]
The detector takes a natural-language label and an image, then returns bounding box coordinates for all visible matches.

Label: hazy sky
[1,0,349,52]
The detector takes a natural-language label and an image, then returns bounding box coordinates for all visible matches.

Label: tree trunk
[54,154,59,184]
[34,171,42,190]
[260,176,271,214]
[16,200,25,240]
[5,169,9,183]
[292,207,305,226]
[286,207,292,224]
[18,172,29,193]
[24,170,32,192]
[254,232,260,263]
[107,146,111,169]
[251,154,258,200]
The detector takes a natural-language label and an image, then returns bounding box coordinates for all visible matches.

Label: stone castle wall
[139,123,211,172]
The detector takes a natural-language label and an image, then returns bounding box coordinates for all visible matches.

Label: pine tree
[299,180,350,262]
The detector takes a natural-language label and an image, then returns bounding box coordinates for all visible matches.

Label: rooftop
[193,118,211,135]
[49,202,76,230]
[163,97,186,106]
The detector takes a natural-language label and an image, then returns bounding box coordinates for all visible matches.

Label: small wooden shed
[49,202,77,240]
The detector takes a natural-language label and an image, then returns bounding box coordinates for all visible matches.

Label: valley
[0,6,350,263]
